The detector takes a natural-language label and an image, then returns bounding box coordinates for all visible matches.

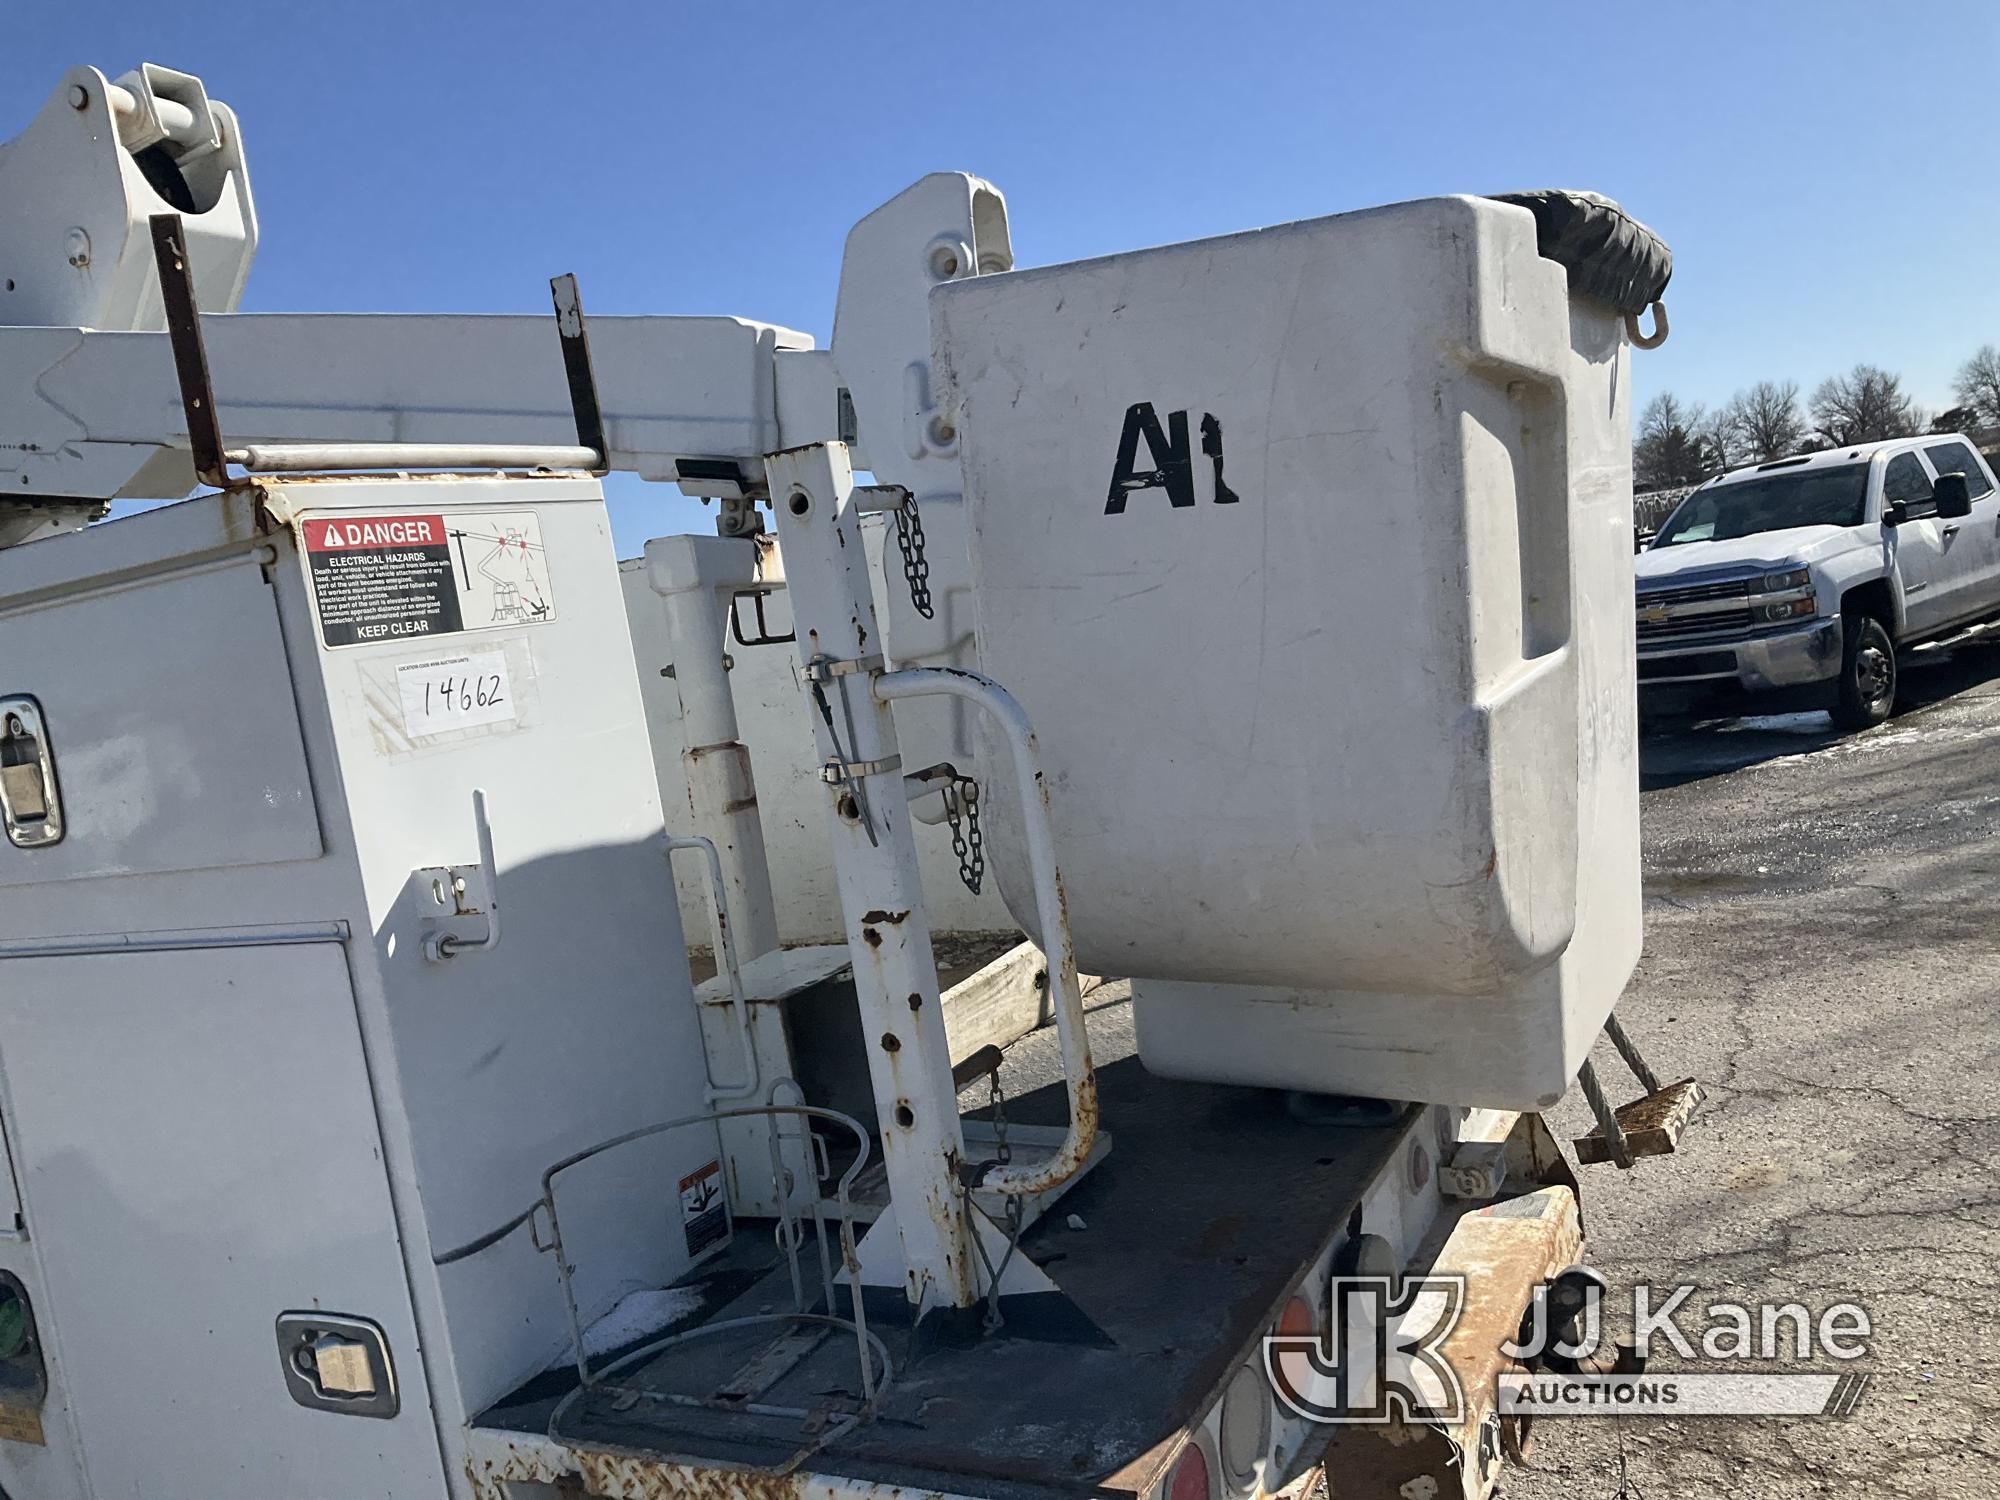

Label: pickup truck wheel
[1832,615,1896,730]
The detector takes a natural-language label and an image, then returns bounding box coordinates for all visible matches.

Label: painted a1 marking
[1105,401,1239,514]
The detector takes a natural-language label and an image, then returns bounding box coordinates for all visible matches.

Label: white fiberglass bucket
[931,194,1642,1108]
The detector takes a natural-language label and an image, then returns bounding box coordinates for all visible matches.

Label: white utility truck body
[0,477,717,1496]
[0,63,1682,1500]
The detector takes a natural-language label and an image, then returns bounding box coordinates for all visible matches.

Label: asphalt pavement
[1506,629,2000,1498]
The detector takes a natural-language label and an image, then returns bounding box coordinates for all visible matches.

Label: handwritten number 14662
[425,674,505,715]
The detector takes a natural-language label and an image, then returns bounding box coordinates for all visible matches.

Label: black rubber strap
[1487,189,1672,316]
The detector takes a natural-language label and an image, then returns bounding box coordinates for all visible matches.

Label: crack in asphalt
[1508,645,2000,1499]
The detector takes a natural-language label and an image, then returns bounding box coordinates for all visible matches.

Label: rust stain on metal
[472,1436,875,1500]
[859,908,909,925]
[1072,1063,1099,1142]
[575,1450,807,1500]
[862,926,883,948]
[1314,1186,1582,1499]
[1573,1078,1704,1165]
[464,1439,570,1500]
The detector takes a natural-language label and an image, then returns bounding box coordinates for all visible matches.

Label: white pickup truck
[1636,433,2000,727]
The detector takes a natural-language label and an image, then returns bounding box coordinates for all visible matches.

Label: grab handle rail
[872,667,1097,1197]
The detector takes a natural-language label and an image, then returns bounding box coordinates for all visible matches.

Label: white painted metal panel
[620,552,1013,946]
[3,314,811,500]
[280,476,726,1410]
[0,541,320,888]
[934,196,1640,1106]
[0,943,446,1497]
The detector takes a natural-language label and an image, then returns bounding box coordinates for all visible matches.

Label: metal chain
[893,494,934,619]
[983,1196,1025,1337]
[944,775,984,894]
[972,1069,1023,1336]
[988,1068,1011,1168]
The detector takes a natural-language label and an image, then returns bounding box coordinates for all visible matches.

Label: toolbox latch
[0,697,63,849]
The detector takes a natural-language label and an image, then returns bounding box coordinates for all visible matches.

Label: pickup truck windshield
[1652,464,1869,547]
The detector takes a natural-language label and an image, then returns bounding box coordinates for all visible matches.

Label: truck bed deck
[475,997,1419,1500]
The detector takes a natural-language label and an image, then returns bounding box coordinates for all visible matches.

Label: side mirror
[1882,500,1907,527]
[1935,472,1973,520]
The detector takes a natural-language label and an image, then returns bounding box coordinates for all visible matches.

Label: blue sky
[16,3,1999,556]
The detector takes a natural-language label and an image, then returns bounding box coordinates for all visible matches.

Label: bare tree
[1717,379,1807,463]
[1702,406,1741,471]
[1634,392,1716,490]
[1810,365,1923,446]
[1955,345,2000,429]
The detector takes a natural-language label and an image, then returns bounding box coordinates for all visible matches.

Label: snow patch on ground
[557,1286,705,1367]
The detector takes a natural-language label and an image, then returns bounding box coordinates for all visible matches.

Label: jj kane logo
[1263,1265,1878,1425]
[1263,1276,1467,1426]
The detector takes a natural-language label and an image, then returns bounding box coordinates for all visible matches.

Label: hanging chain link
[969,1068,1025,1335]
[893,493,934,619]
[983,1194,1025,1337]
[988,1068,1012,1168]
[944,774,984,894]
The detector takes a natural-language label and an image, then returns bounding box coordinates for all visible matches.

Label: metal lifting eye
[1624,300,1669,350]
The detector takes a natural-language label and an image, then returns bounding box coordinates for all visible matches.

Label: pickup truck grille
[1636,576,1755,642]
[1637,607,1754,641]
[1638,577,1752,608]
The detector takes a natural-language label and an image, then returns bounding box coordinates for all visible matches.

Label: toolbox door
[0,942,447,1497]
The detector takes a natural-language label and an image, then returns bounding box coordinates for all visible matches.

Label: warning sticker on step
[678,1159,729,1258]
[304,510,555,648]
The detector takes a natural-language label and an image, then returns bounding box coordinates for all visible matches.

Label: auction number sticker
[303,510,555,648]
[397,650,516,738]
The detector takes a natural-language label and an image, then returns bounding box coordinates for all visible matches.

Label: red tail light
[1168,1441,1213,1500]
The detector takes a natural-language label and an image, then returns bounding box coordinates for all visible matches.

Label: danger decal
[678,1160,729,1259]
[304,510,555,648]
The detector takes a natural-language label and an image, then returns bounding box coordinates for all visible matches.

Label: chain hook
[1624,300,1669,350]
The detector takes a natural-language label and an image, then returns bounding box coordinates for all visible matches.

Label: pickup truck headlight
[1751,566,1813,594]
[1750,566,1818,622]
[1753,596,1818,622]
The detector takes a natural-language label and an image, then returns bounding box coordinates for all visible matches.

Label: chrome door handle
[0,697,63,849]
